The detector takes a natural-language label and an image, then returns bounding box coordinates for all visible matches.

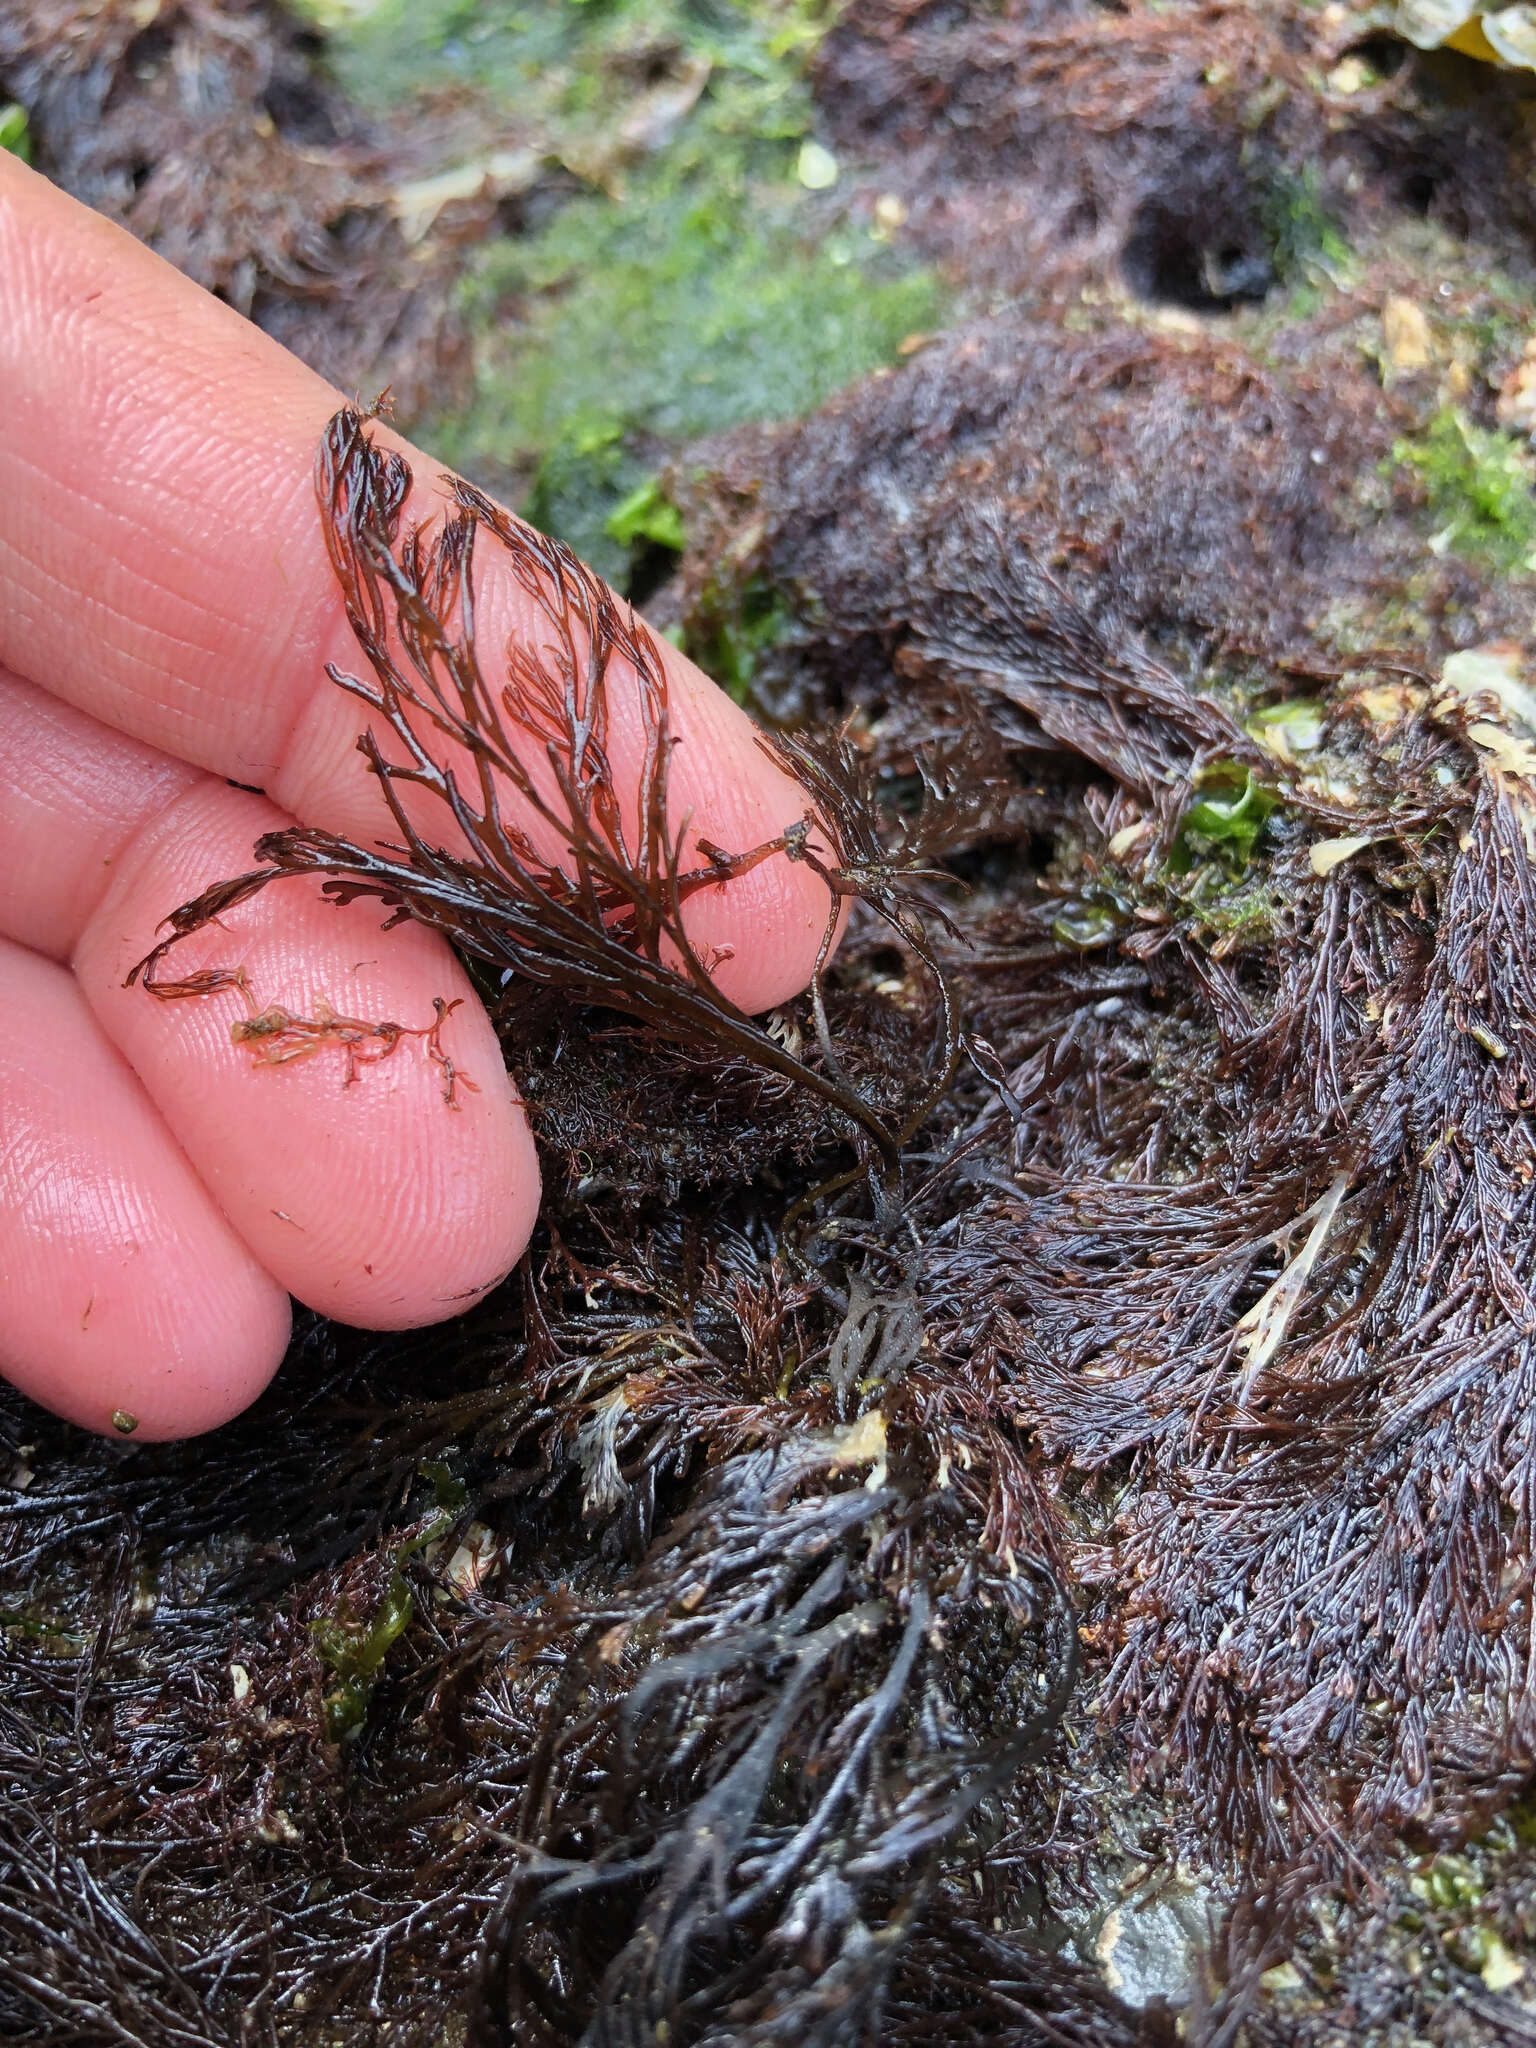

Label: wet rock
[672,307,1530,740]
[1091,1879,1218,2011]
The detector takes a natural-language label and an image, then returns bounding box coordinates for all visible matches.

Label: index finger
[0,155,832,1015]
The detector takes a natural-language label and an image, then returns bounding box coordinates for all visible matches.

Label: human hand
[0,155,830,1441]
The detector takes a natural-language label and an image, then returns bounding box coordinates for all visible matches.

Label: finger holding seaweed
[90,777,536,1330]
[132,409,967,1201]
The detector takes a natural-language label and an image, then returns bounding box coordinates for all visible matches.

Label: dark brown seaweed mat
[0,0,476,419]
[13,3,1536,2045]
[813,0,1536,305]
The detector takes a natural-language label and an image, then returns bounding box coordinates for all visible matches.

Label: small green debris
[1310,833,1375,877]
[1411,1851,1484,1911]
[1328,49,1382,91]
[1477,1930,1526,1991]
[1393,407,1536,571]
[1051,904,1121,949]
[312,1566,413,1742]
[1175,765,1276,869]
[1448,1918,1527,1984]
[689,572,791,704]
[522,420,634,586]
[1503,1785,1536,1846]
[110,1409,139,1436]
[1259,1961,1305,1995]
[0,104,31,162]
[418,1458,468,1515]
[1,1606,82,1649]
[1468,1020,1510,1059]
[606,476,687,554]
[1263,166,1352,287]
[1249,699,1325,762]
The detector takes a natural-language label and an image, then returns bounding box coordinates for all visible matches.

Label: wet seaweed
[21,368,1536,2030]
[130,408,960,1190]
[0,0,472,420]
[42,400,1097,2045]
[16,5,1536,2040]
[471,1432,1078,2046]
[814,0,1536,310]
[661,290,1536,2030]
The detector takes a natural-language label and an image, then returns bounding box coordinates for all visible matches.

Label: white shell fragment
[1394,2,1536,64]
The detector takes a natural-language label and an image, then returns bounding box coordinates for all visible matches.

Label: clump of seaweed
[813,0,1536,309]
[17,6,1536,2028]
[18,335,1536,2037]
[659,300,1536,2028]
[0,0,473,419]
[45,404,1106,2044]
[471,1427,1077,2046]
[668,310,1535,727]
[130,407,961,1194]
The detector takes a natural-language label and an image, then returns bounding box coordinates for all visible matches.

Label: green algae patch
[312,1564,413,1742]
[687,569,793,703]
[324,0,939,581]
[1262,164,1352,288]
[1248,697,1325,764]
[320,0,604,108]
[1394,406,1536,570]
[0,103,30,161]
[607,476,687,556]
[1050,902,1122,951]
[444,182,938,580]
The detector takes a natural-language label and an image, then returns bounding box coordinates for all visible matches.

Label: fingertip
[682,836,842,1018]
[84,1276,294,1445]
[0,939,293,1442]
[330,1077,542,1332]
[1,1219,293,1444]
[651,645,845,1014]
[76,780,542,1331]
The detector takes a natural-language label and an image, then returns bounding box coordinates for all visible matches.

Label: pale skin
[0,155,833,1441]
